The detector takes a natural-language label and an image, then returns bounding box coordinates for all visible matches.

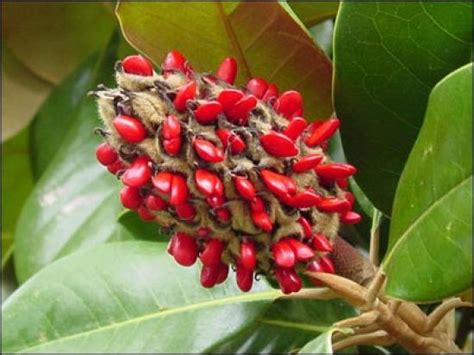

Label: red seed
[197,227,211,238]
[96,143,118,166]
[336,178,349,189]
[207,195,225,208]
[287,190,321,209]
[226,95,257,125]
[193,139,224,163]
[340,211,362,224]
[216,57,237,84]
[298,217,313,239]
[215,128,246,154]
[167,235,177,256]
[272,240,296,268]
[144,194,167,211]
[107,160,125,175]
[319,256,335,274]
[261,170,297,199]
[305,118,340,147]
[201,239,225,266]
[312,234,333,252]
[262,83,279,102]
[315,163,357,180]
[162,115,181,139]
[316,197,351,213]
[162,50,187,72]
[250,210,273,232]
[175,203,196,221]
[172,232,198,267]
[292,154,323,173]
[249,196,266,213]
[274,91,303,119]
[119,186,142,210]
[286,239,314,261]
[217,89,244,111]
[121,156,151,187]
[306,260,324,286]
[246,78,268,99]
[137,205,155,221]
[122,55,153,76]
[233,176,256,201]
[216,263,229,284]
[260,131,299,157]
[240,241,257,271]
[195,169,217,197]
[283,116,308,141]
[169,175,188,206]
[236,261,254,292]
[215,207,231,223]
[194,101,223,125]
[152,172,173,194]
[200,264,220,288]
[113,114,147,143]
[163,138,181,156]
[174,80,197,112]
[344,192,355,207]
[274,267,301,294]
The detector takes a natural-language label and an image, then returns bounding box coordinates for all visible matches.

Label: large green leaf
[1,128,34,263]
[116,1,333,119]
[383,64,472,302]
[208,298,356,353]
[2,2,115,84]
[3,242,278,352]
[13,37,145,283]
[288,1,339,27]
[333,1,473,213]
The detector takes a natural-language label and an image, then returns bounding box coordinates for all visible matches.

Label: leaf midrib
[383,175,472,268]
[12,289,280,352]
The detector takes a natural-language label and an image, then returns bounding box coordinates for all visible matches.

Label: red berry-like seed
[207,195,225,208]
[174,80,197,112]
[250,210,273,232]
[113,114,147,143]
[236,261,253,292]
[200,239,225,266]
[249,196,266,213]
[119,186,142,210]
[216,57,238,84]
[216,263,229,284]
[315,163,357,180]
[193,139,224,163]
[336,178,349,189]
[261,169,297,199]
[175,203,196,221]
[260,131,299,157]
[274,267,301,294]
[298,217,313,239]
[137,205,155,221]
[283,116,308,141]
[107,160,125,175]
[162,50,187,72]
[163,138,182,156]
[292,154,323,173]
[172,232,198,267]
[306,260,324,286]
[152,171,173,194]
[262,83,279,102]
[144,194,167,211]
[225,95,257,125]
[162,115,181,140]
[200,263,220,288]
[121,156,152,187]
[340,211,362,224]
[316,197,351,213]
[195,169,218,197]
[169,175,188,206]
[319,255,335,274]
[215,207,231,223]
[272,240,296,268]
[344,192,355,207]
[240,241,257,271]
[312,234,333,253]
[305,118,340,147]
[286,239,314,261]
[233,176,256,201]
[286,190,321,209]
[96,143,118,166]
[215,128,246,154]
[217,89,244,111]
[194,101,223,125]
[274,90,303,119]
[246,78,268,98]
[122,55,154,76]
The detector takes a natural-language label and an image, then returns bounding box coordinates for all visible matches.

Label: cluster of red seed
[93,50,361,294]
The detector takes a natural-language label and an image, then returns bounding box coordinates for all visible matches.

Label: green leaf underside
[299,327,353,353]
[14,35,151,283]
[2,242,278,353]
[208,298,357,353]
[288,1,340,27]
[383,63,473,302]
[333,1,472,213]
[116,1,333,119]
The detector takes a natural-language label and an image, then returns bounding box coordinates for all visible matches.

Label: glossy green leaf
[117,1,333,119]
[288,1,339,27]
[2,2,115,84]
[117,211,169,242]
[208,298,357,353]
[1,128,34,263]
[383,63,473,302]
[334,1,473,213]
[13,37,137,283]
[3,242,278,352]
[299,327,353,353]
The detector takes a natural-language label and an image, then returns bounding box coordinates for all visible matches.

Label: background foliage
[2,1,472,353]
